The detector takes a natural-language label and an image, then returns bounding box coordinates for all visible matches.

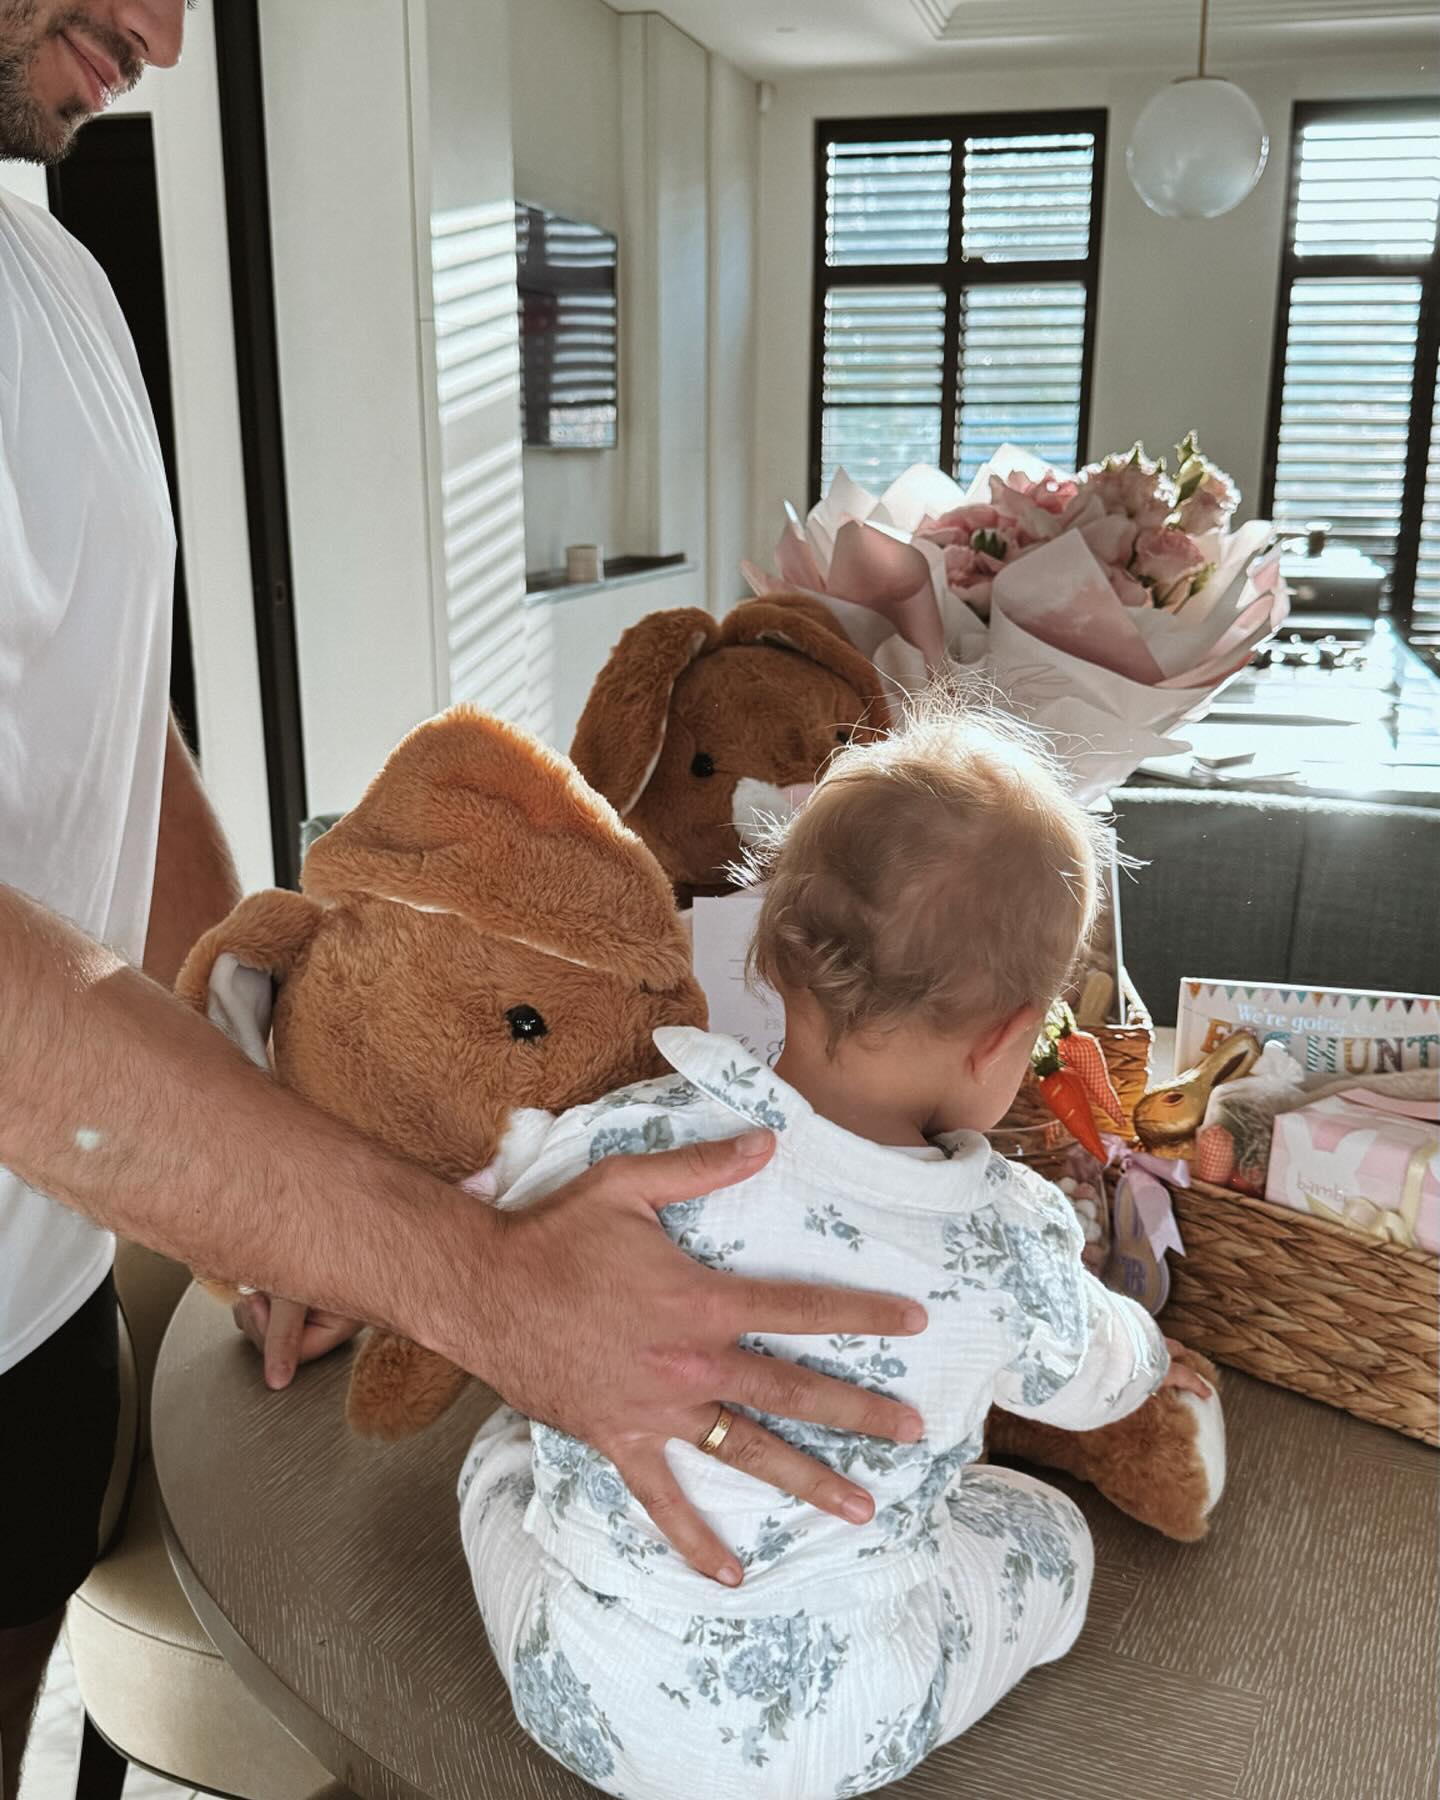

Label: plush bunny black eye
[505,1004,548,1042]
[691,752,716,778]
[835,728,853,745]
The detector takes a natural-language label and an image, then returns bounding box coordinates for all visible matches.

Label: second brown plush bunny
[571,593,892,901]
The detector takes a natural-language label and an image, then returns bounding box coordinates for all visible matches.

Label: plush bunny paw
[345,1331,469,1440]
[988,1346,1226,1543]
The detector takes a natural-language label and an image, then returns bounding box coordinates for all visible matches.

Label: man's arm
[0,886,926,1584]
[143,714,243,988]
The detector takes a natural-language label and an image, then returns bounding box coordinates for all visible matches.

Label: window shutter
[955,283,1087,485]
[1292,117,1440,258]
[961,132,1096,264]
[814,117,1101,499]
[824,138,952,266]
[1268,113,1440,596]
[1270,277,1423,565]
[1414,349,1440,641]
[820,285,946,492]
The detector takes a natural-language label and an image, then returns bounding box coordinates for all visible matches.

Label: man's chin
[1,101,87,166]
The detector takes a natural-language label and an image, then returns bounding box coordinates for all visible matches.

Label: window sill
[523,554,693,606]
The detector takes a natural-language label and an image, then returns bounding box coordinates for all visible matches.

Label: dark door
[46,116,199,752]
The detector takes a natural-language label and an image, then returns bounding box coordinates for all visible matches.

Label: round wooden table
[153,1281,1428,1800]
[151,1283,595,1800]
[152,1286,1021,1800]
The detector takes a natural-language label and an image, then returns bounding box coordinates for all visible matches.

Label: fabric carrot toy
[1055,1017,1127,1129]
[1032,1043,1108,1162]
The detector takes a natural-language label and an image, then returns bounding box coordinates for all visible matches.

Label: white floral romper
[459,1027,1168,1799]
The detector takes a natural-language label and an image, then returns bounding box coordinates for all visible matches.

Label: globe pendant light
[1126,0,1269,220]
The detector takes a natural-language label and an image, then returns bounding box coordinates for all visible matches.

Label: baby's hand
[233,1292,363,1390]
[1159,1337,1214,1402]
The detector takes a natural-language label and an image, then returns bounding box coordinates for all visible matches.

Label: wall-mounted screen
[515,202,618,450]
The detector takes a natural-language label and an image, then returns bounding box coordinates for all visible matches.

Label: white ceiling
[606,0,1436,79]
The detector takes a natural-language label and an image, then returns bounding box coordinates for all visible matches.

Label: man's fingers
[611,1445,743,1587]
[297,1313,364,1364]
[727,1274,927,1341]
[719,1348,924,1444]
[231,1293,267,1351]
[263,1296,308,1390]
[704,1412,877,1526]
[593,1132,775,1215]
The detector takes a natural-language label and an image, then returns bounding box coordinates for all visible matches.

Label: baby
[458,701,1213,1800]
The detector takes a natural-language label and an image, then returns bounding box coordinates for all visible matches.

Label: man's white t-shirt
[0,191,173,1374]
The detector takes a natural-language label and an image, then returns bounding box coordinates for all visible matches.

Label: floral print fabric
[459,1027,1162,1796]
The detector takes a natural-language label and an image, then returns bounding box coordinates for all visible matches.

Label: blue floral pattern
[689,1056,790,1132]
[805,1202,865,1251]
[532,1424,668,1572]
[510,1589,624,1785]
[673,1611,851,1767]
[945,1472,1080,1643]
[834,1589,972,1797]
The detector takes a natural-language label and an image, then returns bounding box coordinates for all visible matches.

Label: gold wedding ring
[698,1406,734,1457]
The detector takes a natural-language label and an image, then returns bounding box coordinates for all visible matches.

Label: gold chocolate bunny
[1135,1032,1262,1150]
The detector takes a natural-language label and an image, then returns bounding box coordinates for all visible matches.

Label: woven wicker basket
[1004,977,1154,1144]
[1162,1178,1439,1446]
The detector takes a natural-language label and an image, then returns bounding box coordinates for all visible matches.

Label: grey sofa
[1108,787,1440,1026]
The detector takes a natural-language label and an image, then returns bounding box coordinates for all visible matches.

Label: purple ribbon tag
[1100,1136,1189,1316]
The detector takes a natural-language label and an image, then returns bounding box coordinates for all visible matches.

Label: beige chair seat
[67,1459,337,1800]
[65,1246,345,1800]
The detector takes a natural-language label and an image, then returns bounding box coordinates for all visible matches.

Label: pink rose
[1021,472,1079,516]
[925,503,1000,544]
[1132,526,1208,607]
[1076,445,1176,530]
[1174,470,1239,536]
[1107,566,1151,608]
[1080,515,1138,567]
[941,543,1001,618]
[987,474,1064,546]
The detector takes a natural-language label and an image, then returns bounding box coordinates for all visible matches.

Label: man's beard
[0,3,140,165]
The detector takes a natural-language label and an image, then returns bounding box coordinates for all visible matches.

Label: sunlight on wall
[430,198,528,723]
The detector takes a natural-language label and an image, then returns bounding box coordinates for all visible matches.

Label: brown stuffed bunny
[176,706,1223,1539]
[571,593,892,901]
[176,706,707,1439]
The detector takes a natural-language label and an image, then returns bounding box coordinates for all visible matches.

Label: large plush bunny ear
[175,890,327,1068]
[720,594,893,729]
[302,707,692,989]
[569,608,720,814]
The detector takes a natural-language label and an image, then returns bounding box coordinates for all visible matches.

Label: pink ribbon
[1103,1135,1187,1261]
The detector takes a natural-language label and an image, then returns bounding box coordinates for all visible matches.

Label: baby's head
[749,694,1108,1134]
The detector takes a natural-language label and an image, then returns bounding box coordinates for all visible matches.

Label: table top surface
[1138,617,1440,807]
[152,1281,1438,1800]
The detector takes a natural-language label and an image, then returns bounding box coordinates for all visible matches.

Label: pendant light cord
[1197,0,1209,77]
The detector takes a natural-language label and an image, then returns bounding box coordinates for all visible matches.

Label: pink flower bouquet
[744,437,1289,803]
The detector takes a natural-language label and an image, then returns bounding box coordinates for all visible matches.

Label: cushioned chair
[1109,788,1440,1025]
[65,1244,350,1800]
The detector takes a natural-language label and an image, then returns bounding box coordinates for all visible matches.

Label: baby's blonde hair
[748,689,1107,1049]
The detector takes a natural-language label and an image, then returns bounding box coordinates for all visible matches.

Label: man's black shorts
[0,1274,120,1628]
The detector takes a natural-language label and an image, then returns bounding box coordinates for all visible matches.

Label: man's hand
[463,1131,928,1588]
[232,1293,363,1390]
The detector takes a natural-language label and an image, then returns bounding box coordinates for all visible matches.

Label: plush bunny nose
[731,778,814,847]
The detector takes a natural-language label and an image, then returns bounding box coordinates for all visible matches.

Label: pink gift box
[1265,1088,1440,1254]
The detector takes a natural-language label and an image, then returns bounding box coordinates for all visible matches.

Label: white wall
[707,58,760,613]
[259,0,441,819]
[2,8,275,891]
[753,52,1428,545]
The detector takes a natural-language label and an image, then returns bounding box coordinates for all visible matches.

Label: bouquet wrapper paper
[1265,1088,1440,1253]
